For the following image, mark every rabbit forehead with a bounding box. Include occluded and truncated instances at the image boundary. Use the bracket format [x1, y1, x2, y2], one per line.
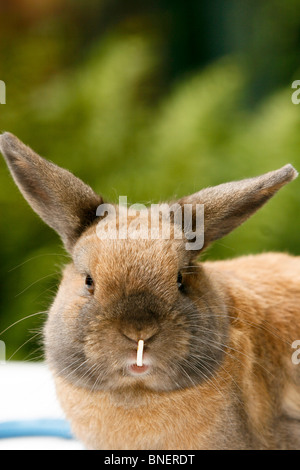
[73, 227, 189, 276]
[95, 205, 184, 241]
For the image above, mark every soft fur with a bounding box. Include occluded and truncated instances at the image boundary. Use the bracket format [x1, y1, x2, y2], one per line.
[1, 132, 300, 450]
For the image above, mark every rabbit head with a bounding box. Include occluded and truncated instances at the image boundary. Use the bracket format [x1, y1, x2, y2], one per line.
[0, 132, 297, 396]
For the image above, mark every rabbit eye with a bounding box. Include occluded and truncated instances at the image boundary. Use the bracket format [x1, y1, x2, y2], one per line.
[177, 272, 183, 291]
[85, 275, 94, 294]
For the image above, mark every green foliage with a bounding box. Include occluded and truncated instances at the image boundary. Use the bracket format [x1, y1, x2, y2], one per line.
[0, 1, 300, 360]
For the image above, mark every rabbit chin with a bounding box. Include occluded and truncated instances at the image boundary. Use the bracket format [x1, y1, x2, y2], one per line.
[51, 358, 198, 399]
[53, 354, 187, 394]
[85, 367, 187, 395]
[101, 371, 179, 395]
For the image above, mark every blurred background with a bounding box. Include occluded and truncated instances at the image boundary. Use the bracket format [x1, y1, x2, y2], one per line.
[0, 0, 300, 361]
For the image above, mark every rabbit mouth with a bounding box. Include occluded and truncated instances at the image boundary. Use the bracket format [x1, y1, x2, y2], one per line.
[125, 354, 152, 377]
[128, 363, 150, 375]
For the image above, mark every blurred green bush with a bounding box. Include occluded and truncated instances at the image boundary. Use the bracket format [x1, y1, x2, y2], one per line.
[0, 0, 300, 360]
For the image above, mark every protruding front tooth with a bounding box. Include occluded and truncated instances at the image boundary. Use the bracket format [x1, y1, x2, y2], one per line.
[136, 340, 144, 367]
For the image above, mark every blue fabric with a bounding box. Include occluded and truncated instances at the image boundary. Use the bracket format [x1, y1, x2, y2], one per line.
[0, 419, 73, 440]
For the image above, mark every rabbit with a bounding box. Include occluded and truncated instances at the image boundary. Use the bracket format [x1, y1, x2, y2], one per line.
[1, 131, 300, 450]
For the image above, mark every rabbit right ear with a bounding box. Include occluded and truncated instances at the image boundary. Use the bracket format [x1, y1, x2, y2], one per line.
[178, 164, 298, 252]
[0, 133, 103, 252]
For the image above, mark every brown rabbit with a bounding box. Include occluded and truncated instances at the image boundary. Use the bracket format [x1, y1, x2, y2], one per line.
[1, 131, 300, 450]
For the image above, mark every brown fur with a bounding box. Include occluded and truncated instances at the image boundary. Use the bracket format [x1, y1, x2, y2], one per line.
[1, 132, 300, 449]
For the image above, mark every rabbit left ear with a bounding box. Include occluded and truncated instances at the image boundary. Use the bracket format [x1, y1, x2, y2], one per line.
[178, 165, 298, 251]
[0, 132, 103, 252]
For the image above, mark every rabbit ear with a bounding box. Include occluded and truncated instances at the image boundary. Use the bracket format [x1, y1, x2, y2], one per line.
[178, 165, 298, 251]
[0, 132, 103, 252]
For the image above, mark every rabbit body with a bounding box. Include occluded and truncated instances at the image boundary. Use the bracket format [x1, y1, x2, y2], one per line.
[49, 252, 300, 450]
[1, 132, 300, 450]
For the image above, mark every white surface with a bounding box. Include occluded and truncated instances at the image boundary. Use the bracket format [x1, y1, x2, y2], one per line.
[0, 362, 84, 450]
[0, 436, 84, 450]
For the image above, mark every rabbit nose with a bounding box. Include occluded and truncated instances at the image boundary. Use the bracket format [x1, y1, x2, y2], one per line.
[121, 326, 158, 344]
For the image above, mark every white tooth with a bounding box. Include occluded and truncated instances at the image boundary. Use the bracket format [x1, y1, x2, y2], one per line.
[136, 340, 144, 367]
